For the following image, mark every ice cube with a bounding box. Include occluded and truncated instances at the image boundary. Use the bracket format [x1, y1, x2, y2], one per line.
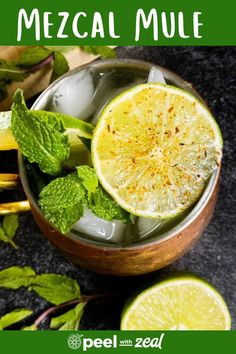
[48, 69, 96, 119]
[148, 67, 166, 84]
[91, 73, 145, 125]
[73, 209, 127, 243]
[136, 217, 163, 238]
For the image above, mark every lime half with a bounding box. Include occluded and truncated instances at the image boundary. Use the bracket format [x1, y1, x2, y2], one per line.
[92, 83, 222, 219]
[121, 275, 231, 330]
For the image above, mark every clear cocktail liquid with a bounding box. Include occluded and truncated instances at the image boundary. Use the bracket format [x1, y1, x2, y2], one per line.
[45, 65, 190, 245]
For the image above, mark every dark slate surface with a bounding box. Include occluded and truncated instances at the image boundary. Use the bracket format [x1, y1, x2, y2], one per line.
[0, 46, 235, 330]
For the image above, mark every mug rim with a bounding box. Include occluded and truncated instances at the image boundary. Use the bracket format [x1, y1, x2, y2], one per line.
[18, 58, 221, 251]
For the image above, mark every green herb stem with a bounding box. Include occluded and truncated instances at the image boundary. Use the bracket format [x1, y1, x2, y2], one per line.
[8, 239, 18, 249]
[25, 54, 54, 73]
[33, 293, 117, 328]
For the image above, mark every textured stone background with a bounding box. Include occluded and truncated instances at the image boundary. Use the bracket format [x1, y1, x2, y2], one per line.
[0, 46, 235, 329]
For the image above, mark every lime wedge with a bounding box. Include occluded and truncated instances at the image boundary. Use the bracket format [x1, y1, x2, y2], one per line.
[121, 275, 231, 330]
[92, 83, 223, 219]
[0, 111, 18, 150]
[64, 131, 92, 169]
[30, 110, 94, 139]
[0, 109, 94, 151]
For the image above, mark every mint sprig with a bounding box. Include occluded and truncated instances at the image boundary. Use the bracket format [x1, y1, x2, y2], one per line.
[11, 90, 70, 176]
[77, 166, 131, 223]
[16, 47, 54, 67]
[11, 90, 130, 232]
[38, 166, 131, 234]
[0, 266, 115, 330]
[0, 46, 116, 102]
[0, 266, 80, 305]
[0, 47, 68, 101]
[11, 90, 94, 175]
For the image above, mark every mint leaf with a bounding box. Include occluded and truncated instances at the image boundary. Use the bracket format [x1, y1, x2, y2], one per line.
[0, 61, 28, 81]
[39, 173, 85, 233]
[0, 227, 8, 241]
[77, 165, 98, 197]
[50, 302, 86, 330]
[81, 46, 116, 59]
[39, 167, 131, 233]
[88, 186, 131, 223]
[0, 214, 19, 248]
[42, 203, 83, 235]
[0, 225, 17, 249]
[51, 51, 69, 82]
[25, 162, 47, 196]
[38, 110, 94, 139]
[29, 274, 81, 305]
[17, 47, 52, 67]
[0, 266, 36, 289]
[77, 165, 131, 223]
[11, 89, 70, 176]
[3, 213, 19, 239]
[0, 309, 32, 329]
[22, 324, 37, 330]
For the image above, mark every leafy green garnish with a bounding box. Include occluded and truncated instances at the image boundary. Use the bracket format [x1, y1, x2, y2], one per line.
[0, 60, 28, 81]
[22, 324, 37, 331]
[38, 166, 131, 234]
[0, 47, 70, 102]
[0, 266, 80, 306]
[0, 46, 114, 102]
[0, 214, 19, 249]
[29, 274, 81, 305]
[77, 165, 98, 197]
[88, 187, 131, 223]
[77, 166, 131, 223]
[11, 90, 94, 175]
[0, 266, 36, 289]
[2, 214, 19, 239]
[16, 47, 53, 67]
[81, 46, 116, 59]
[51, 51, 69, 82]
[50, 302, 86, 330]
[39, 173, 85, 233]
[0, 309, 33, 330]
[0, 227, 14, 248]
[0, 266, 109, 331]
[11, 89, 70, 176]
[44, 111, 94, 139]
[0, 59, 28, 100]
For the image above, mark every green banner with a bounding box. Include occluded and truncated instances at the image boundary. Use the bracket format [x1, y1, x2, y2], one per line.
[0, 0, 235, 45]
[0, 330, 236, 353]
